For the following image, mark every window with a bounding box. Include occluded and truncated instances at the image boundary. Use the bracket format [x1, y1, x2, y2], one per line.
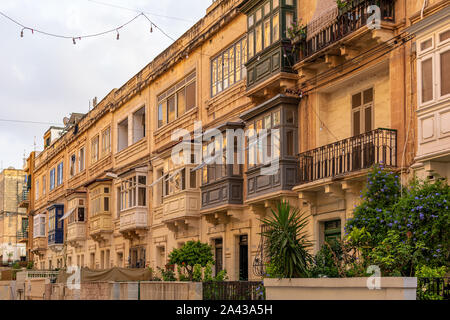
[102, 127, 111, 155]
[57, 162, 64, 186]
[247, 110, 282, 168]
[33, 214, 46, 238]
[90, 185, 111, 217]
[35, 180, 39, 200]
[118, 118, 129, 152]
[246, 0, 289, 60]
[119, 175, 147, 211]
[48, 208, 56, 232]
[417, 28, 450, 106]
[91, 136, 99, 163]
[79, 147, 85, 172]
[68, 199, 85, 224]
[132, 107, 146, 143]
[70, 154, 76, 177]
[211, 38, 248, 97]
[42, 176, 46, 195]
[157, 72, 196, 128]
[352, 88, 373, 135]
[50, 168, 55, 191]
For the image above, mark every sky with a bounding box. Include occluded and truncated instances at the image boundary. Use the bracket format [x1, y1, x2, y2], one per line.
[0, 0, 211, 170]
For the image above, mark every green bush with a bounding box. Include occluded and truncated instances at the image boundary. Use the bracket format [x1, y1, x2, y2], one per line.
[261, 201, 313, 278]
[345, 165, 450, 276]
[168, 241, 214, 281]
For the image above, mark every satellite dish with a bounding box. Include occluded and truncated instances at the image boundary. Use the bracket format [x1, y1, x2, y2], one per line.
[63, 117, 70, 126]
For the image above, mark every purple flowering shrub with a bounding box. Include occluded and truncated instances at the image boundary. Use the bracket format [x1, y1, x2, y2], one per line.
[345, 165, 450, 276]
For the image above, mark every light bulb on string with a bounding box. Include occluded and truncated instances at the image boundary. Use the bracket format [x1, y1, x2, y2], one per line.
[20, 28, 24, 38]
[150, 24, 153, 33]
[73, 38, 76, 45]
[116, 30, 120, 40]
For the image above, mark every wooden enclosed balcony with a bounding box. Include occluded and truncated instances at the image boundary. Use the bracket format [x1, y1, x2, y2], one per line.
[297, 128, 397, 184]
[119, 207, 148, 239]
[89, 213, 113, 241]
[67, 222, 86, 247]
[32, 237, 47, 253]
[162, 190, 201, 224]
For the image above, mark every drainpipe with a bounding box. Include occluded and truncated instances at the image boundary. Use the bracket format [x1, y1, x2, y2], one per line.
[138, 281, 141, 300]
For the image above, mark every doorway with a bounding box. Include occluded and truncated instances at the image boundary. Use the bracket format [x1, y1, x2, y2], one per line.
[239, 235, 248, 281]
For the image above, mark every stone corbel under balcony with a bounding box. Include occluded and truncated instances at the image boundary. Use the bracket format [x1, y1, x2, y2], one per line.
[119, 207, 148, 241]
[201, 204, 244, 225]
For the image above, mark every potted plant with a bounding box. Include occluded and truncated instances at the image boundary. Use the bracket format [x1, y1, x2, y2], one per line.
[336, 0, 350, 15]
[287, 20, 307, 45]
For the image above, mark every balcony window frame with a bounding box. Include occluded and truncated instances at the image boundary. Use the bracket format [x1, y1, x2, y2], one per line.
[70, 153, 76, 177]
[246, 108, 283, 169]
[119, 174, 147, 212]
[417, 26, 450, 108]
[33, 214, 46, 238]
[57, 162, 64, 187]
[132, 106, 146, 144]
[211, 37, 248, 97]
[101, 127, 111, 156]
[68, 198, 86, 225]
[157, 72, 196, 129]
[78, 147, 85, 172]
[246, 0, 289, 60]
[91, 135, 100, 164]
[49, 168, 55, 191]
[351, 87, 374, 136]
[90, 184, 111, 217]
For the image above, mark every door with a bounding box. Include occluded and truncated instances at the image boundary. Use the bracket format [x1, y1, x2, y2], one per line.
[239, 235, 248, 281]
[214, 239, 223, 276]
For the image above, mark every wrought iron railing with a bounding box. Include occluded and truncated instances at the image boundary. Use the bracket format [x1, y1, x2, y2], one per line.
[417, 278, 450, 300]
[253, 225, 271, 277]
[300, 0, 395, 59]
[203, 281, 265, 300]
[17, 231, 28, 241]
[19, 189, 29, 203]
[298, 128, 397, 184]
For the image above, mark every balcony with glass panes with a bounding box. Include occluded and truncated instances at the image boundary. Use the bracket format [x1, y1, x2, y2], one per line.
[161, 154, 201, 230]
[47, 204, 64, 249]
[89, 183, 114, 242]
[118, 170, 149, 236]
[240, 0, 298, 96]
[200, 122, 245, 212]
[241, 94, 300, 202]
[66, 195, 87, 246]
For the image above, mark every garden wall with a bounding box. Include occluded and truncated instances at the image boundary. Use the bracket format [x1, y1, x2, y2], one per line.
[264, 278, 417, 300]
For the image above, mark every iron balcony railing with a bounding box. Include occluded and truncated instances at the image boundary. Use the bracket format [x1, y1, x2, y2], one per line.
[301, 0, 395, 59]
[298, 128, 397, 184]
[17, 231, 29, 241]
[19, 188, 30, 203]
[417, 278, 450, 300]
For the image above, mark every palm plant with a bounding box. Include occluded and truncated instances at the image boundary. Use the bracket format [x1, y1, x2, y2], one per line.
[261, 201, 313, 278]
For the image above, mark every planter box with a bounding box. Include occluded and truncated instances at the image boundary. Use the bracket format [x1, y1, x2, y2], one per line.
[264, 277, 417, 300]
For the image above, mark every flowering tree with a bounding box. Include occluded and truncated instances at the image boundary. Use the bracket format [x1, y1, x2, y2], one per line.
[345, 165, 450, 276]
[168, 241, 214, 281]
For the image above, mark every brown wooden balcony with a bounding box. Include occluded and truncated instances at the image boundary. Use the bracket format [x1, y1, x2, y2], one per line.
[300, 0, 395, 60]
[162, 190, 201, 224]
[119, 207, 148, 240]
[32, 237, 47, 253]
[67, 222, 86, 247]
[298, 128, 397, 184]
[90, 213, 113, 242]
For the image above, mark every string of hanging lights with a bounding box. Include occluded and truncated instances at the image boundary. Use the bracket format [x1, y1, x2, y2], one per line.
[0, 10, 176, 44]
